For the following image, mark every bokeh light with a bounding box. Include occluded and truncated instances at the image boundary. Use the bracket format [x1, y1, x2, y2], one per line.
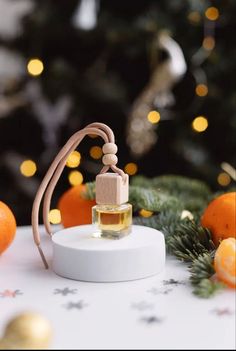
[202, 37, 215, 50]
[20, 160, 37, 177]
[90, 146, 103, 159]
[66, 151, 81, 168]
[205, 7, 219, 21]
[187, 11, 201, 24]
[68, 170, 83, 186]
[48, 209, 61, 224]
[195, 84, 208, 97]
[192, 116, 208, 132]
[147, 111, 161, 124]
[217, 172, 231, 186]
[124, 162, 138, 175]
[139, 209, 153, 218]
[27, 58, 44, 76]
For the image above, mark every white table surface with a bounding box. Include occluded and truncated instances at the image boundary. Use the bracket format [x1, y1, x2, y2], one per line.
[0, 226, 235, 350]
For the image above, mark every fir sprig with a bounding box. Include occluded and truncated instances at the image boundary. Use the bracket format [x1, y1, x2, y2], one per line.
[189, 252, 215, 285]
[192, 278, 225, 298]
[129, 186, 181, 212]
[167, 222, 215, 261]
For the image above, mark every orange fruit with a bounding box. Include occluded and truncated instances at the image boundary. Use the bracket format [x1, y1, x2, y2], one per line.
[0, 201, 17, 254]
[58, 184, 96, 228]
[201, 192, 236, 246]
[214, 238, 236, 288]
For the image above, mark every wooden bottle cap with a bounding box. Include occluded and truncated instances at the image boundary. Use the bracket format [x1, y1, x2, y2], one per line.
[95, 172, 129, 205]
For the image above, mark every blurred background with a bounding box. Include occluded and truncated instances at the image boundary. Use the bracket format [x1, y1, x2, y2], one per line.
[0, 0, 235, 225]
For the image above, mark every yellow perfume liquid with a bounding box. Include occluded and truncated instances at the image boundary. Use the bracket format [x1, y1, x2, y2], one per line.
[92, 203, 132, 239]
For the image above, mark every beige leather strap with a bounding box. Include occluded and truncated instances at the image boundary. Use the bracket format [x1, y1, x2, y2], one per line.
[31, 122, 125, 269]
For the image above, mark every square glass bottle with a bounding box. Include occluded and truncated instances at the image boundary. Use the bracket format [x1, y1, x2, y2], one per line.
[92, 173, 132, 239]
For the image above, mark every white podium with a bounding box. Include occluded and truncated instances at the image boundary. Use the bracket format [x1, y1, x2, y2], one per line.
[52, 224, 165, 282]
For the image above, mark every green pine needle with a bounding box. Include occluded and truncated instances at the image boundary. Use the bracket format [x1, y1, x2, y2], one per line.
[193, 279, 225, 298]
[190, 253, 215, 285]
[129, 186, 181, 212]
[167, 222, 215, 262]
[83, 182, 95, 200]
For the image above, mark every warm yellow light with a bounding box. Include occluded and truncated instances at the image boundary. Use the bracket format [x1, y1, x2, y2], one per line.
[205, 7, 219, 21]
[90, 146, 103, 159]
[195, 84, 208, 97]
[20, 160, 37, 177]
[139, 209, 153, 218]
[192, 116, 208, 132]
[187, 11, 201, 24]
[68, 170, 83, 186]
[48, 209, 61, 224]
[66, 151, 81, 168]
[203, 36, 215, 50]
[124, 162, 138, 176]
[217, 172, 231, 186]
[147, 111, 161, 124]
[27, 58, 44, 76]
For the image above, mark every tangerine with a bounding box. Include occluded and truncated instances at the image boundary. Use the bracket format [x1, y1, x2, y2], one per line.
[201, 192, 236, 246]
[0, 201, 17, 254]
[58, 184, 96, 228]
[214, 238, 236, 288]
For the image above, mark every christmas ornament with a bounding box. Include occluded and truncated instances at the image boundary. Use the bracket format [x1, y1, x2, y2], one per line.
[0, 201, 16, 254]
[58, 184, 96, 228]
[214, 238, 236, 288]
[31, 122, 165, 281]
[201, 192, 236, 246]
[127, 31, 187, 156]
[0, 312, 52, 350]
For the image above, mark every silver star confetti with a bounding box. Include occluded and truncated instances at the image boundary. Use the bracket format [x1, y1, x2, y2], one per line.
[140, 316, 164, 325]
[63, 300, 88, 310]
[54, 288, 78, 296]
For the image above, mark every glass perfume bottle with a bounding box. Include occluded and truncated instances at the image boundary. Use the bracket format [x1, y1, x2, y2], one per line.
[92, 172, 132, 239]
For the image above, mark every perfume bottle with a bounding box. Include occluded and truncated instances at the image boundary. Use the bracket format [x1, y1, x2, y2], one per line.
[92, 172, 132, 239]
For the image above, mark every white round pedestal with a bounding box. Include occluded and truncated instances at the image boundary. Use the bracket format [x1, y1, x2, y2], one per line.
[52, 224, 165, 282]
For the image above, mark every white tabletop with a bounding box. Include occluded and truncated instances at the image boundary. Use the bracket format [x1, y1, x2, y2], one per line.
[0, 226, 235, 350]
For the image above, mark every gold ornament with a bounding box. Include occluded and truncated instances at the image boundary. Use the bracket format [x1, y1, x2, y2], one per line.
[0, 312, 52, 350]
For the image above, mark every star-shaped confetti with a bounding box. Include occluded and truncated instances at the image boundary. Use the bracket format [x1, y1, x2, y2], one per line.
[54, 287, 77, 296]
[140, 316, 164, 325]
[163, 279, 185, 286]
[211, 308, 235, 316]
[131, 301, 154, 311]
[147, 287, 173, 295]
[63, 300, 88, 310]
[0, 290, 23, 298]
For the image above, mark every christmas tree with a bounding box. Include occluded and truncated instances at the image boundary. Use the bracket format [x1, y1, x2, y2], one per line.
[0, 0, 235, 226]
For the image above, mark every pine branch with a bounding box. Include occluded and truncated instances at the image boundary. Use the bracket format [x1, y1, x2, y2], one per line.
[83, 182, 95, 200]
[192, 279, 225, 298]
[189, 253, 225, 298]
[129, 186, 182, 212]
[131, 175, 211, 200]
[190, 252, 215, 285]
[167, 222, 215, 262]
[134, 209, 182, 237]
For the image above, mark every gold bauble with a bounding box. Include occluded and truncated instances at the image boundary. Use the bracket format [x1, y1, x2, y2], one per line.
[1, 312, 52, 350]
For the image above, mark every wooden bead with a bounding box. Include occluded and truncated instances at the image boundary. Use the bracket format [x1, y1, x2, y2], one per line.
[102, 154, 118, 166]
[102, 143, 118, 155]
